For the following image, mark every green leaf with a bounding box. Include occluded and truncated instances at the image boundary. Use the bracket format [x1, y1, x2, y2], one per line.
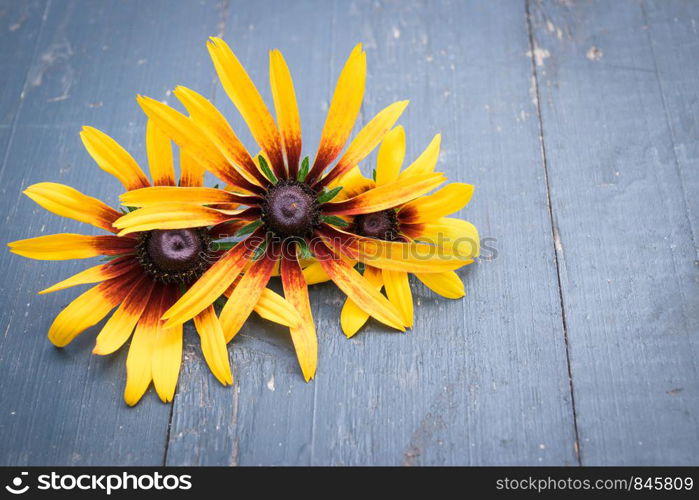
[213, 183, 220, 189]
[372, 168, 377, 181]
[100, 254, 123, 262]
[258, 154, 278, 184]
[295, 238, 312, 260]
[297, 156, 310, 182]
[252, 238, 268, 261]
[316, 185, 343, 204]
[235, 220, 262, 237]
[211, 241, 237, 251]
[321, 215, 349, 228]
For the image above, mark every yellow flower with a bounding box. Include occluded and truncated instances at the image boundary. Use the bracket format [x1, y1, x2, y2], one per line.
[333, 126, 479, 337]
[7, 121, 300, 406]
[115, 38, 473, 381]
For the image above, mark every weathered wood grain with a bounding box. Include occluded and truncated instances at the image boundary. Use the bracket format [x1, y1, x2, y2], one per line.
[529, 0, 699, 465]
[0, 0, 225, 465]
[643, 0, 699, 251]
[167, 0, 577, 466]
[166, 0, 335, 466]
[0, 1, 47, 166]
[1, 0, 696, 466]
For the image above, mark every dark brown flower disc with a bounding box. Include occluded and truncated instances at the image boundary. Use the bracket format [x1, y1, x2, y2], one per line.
[352, 210, 398, 241]
[263, 180, 319, 238]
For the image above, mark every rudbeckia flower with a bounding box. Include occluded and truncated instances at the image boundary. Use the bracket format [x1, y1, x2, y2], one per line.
[114, 38, 473, 381]
[330, 126, 479, 337]
[7, 121, 300, 405]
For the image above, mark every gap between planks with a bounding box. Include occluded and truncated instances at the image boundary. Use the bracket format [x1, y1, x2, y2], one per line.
[524, 0, 582, 466]
[161, 0, 234, 467]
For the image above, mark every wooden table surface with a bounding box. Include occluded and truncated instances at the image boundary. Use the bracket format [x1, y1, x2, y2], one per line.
[0, 0, 697, 466]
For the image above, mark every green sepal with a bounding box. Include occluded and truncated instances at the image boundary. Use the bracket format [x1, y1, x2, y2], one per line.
[258, 154, 278, 184]
[297, 156, 310, 182]
[100, 254, 123, 262]
[211, 241, 237, 251]
[295, 238, 312, 260]
[321, 215, 349, 228]
[235, 220, 262, 237]
[252, 238, 268, 261]
[317, 186, 343, 204]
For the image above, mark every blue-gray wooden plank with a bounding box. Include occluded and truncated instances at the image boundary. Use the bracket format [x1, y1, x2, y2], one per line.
[643, 0, 699, 255]
[0, 0, 226, 465]
[166, 0, 331, 466]
[529, 0, 699, 464]
[0, 1, 47, 168]
[3, 0, 695, 467]
[166, 0, 577, 466]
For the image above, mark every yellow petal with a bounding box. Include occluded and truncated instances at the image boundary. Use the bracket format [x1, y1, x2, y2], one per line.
[340, 266, 383, 338]
[329, 165, 374, 201]
[219, 251, 276, 342]
[315, 242, 405, 331]
[309, 44, 366, 180]
[8, 233, 135, 260]
[146, 119, 176, 186]
[80, 126, 150, 191]
[399, 183, 474, 223]
[320, 227, 472, 273]
[281, 256, 317, 381]
[416, 217, 480, 258]
[113, 203, 234, 236]
[179, 149, 205, 187]
[120, 185, 247, 207]
[174, 86, 267, 186]
[399, 133, 441, 180]
[138, 95, 218, 160]
[269, 49, 302, 174]
[415, 270, 466, 299]
[40, 257, 136, 294]
[317, 100, 409, 188]
[152, 294, 183, 403]
[376, 126, 406, 185]
[124, 293, 160, 406]
[340, 300, 368, 338]
[137, 95, 262, 194]
[162, 241, 254, 327]
[24, 182, 121, 232]
[254, 288, 303, 328]
[193, 305, 233, 385]
[93, 277, 155, 355]
[381, 269, 413, 327]
[207, 37, 285, 177]
[323, 171, 446, 216]
[301, 260, 332, 285]
[48, 274, 136, 347]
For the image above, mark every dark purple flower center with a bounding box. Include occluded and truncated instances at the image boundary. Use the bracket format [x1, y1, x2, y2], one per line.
[137, 229, 211, 284]
[263, 180, 319, 238]
[352, 210, 399, 241]
[147, 229, 202, 271]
